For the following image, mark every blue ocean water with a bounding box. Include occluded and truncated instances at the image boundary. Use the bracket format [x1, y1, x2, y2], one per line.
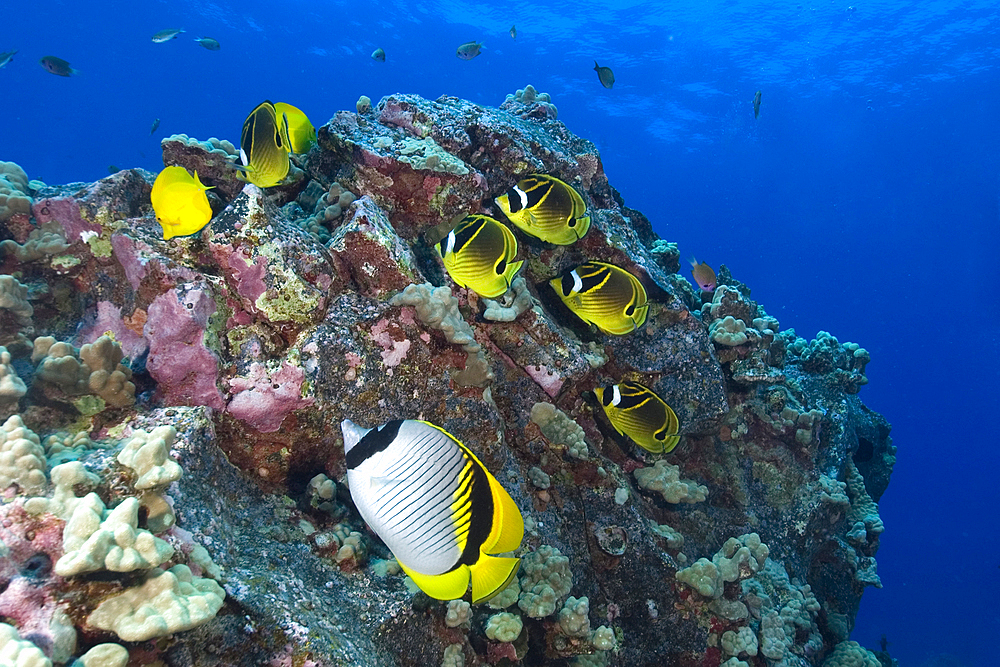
[2, 1, 998, 665]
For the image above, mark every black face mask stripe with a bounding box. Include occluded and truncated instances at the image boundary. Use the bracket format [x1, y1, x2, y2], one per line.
[346, 419, 404, 469]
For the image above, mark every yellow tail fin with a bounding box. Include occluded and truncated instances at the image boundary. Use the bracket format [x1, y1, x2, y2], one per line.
[397, 561, 471, 601]
[470, 555, 520, 604]
[484, 473, 524, 554]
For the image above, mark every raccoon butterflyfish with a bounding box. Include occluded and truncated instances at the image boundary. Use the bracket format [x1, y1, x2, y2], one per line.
[273, 102, 316, 154]
[150, 166, 214, 240]
[549, 261, 648, 335]
[236, 101, 291, 188]
[594, 381, 680, 454]
[594, 61, 615, 89]
[437, 215, 524, 298]
[689, 257, 716, 292]
[494, 174, 590, 245]
[753, 90, 762, 118]
[342, 419, 524, 604]
[372, 47, 386, 62]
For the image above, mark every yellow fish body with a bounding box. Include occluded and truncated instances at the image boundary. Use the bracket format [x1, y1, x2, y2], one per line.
[237, 101, 291, 188]
[437, 215, 523, 298]
[595, 381, 680, 453]
[273, 102, 316, 154]
[549, 261, 648, 335]
[150, 166, 214, 240]
[494, 174, 590, 245]
[342, 419, 524, 604]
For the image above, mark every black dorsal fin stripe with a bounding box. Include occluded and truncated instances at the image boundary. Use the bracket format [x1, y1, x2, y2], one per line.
[456, 451, 494, 566]
[453, 216, 485, 253]
[346, 420, 403, 469]
[524, 178, 552, 209]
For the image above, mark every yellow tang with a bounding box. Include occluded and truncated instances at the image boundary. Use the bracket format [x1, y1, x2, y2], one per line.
[342, 419, 524, 603]
[437, 215, 523, 298]
[549, 261, 648, 335]
[595, 381, 680, 453]
[273, 102, 316, 154]
[494, 174, 590, 245]
[237, 100, 291, 188]
[150, 166, 214, 240]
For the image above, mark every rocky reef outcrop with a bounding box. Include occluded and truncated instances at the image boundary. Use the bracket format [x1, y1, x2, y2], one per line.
[0, 89, 893, 667]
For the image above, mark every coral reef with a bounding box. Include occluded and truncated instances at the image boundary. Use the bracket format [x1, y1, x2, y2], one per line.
[0, 88, 893, 665]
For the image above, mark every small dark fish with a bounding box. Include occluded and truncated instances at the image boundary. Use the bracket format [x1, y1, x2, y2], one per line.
[456, 41, 483, 60]
[0, 50, 17, 70]
[150, 118, 161, 135]
[152, 28, 185, 43]
[372, 47, 385, 62]
[594, 61, 614, 89]
[39, 56, 78, 77]
[753, 90, 762, 118]
[510, 25, 517, 40]
[194, 36, 220, 50]
[108, 165, 120, 174]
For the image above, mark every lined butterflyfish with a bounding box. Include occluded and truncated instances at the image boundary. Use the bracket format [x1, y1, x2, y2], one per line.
[235, 101, 291, 188]
[494, 174, 590, 245]
[273, 102, 316, 154]
[437, 214, 524, 298]
[341, 419, 524, 603]
[150, 166, 214, 240]
[549, 261, 649, 335]
[595, 381, 680, 454]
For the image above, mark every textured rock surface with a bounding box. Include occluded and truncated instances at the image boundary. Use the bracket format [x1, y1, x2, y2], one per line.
[0, 91, 893, 666]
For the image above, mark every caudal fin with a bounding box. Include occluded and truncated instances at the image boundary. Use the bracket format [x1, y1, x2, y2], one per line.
[470, 555, 520, 604]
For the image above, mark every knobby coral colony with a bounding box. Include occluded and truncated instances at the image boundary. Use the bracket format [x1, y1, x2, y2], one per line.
[0, 87, 893, 667]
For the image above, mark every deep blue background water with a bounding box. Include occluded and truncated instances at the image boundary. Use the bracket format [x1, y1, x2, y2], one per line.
[2, 1, 999, 665]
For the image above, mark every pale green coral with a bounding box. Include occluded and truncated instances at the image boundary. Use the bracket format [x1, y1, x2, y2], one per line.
[390, 283, 493, 386]
[0, 415, 46, 496]
[86, 564, 225, 642]
[518, 545, 573, 617]
[634, 460, 707, 504]
[445, 599, 472, 629]
[0, 161, 32, 224]
[821, 640, 881, 667]
[531, 402, 589, 459]
[0, 274, 33, 327]
[483, 275, 534, 322]
[162, 134, 238, 158]
[0, 622, 51, 667]
[709, 315, 748, 346]
[720, 626, 758, 657]
[55, 494, 175, 576]
[557, 596, 591, 637]
[675, 533, 768, 598]
[117, 426, 182, 491]
[441, 644, 464, 667]
[398, 136, 469, 175]
[74, 644, 129, 667]
[0, 347, 25, 419]
[484, 612, 522, 643]
[488, 574, 520, 609]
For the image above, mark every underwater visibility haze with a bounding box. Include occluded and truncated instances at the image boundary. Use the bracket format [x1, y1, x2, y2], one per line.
[1, 0, 998, 666]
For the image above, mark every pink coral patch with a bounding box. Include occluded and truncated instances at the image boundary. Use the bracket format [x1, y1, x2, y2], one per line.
[145, 288, 226, 410]
[525, 364, 564, 398]
[78, 300, 149, 360]
[33, 197, 101, 241]
[228, 361, 315, 433]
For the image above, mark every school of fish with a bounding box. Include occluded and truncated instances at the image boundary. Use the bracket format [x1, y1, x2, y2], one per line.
[16, 20, 736, 604]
